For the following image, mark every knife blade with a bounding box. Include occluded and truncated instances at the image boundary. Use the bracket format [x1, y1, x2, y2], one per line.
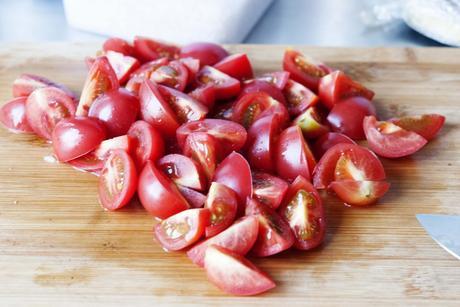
[416, 214, 460, 260]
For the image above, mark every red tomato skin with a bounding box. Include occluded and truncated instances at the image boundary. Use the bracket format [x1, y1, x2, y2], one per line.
[214, 53, 254, 81]
[204, 182, 238, 238]
[283, 79, 319, 117]
[329, 180, 390, 206]
[183, 132, 220, 181]
[158, 85, 208, 124]
[133, 36, 179, 62]
[52, 117, 106, 162]
[204, 245, 276, 296]
[255, 71, 290, 90]
[187, 216, 259, 267]
[98, 149, 137, 211]
[389, 114, 445, 141]
[180, 42, 229, 66]
[188, 85, 216, 109]
[327, 96, 376, 140]
[157, 154, 207, 191]
[125, 58, 170, 96]
[252, 171, 289, 210]
[139, 79, 180, 138]
[177, 185, 207, 208]
[195, 66, 241, 100]
[88, 88, 140, 137]
[312, 132, 356, 159]
[246, 114, 282, 173]
[154, 208, 210, 251]
[239, 80, 286, 106]
[12, 73, 76, 100]
[275, 125, 316, 182]
[138, 161, 190, 219]
[245, 198, 295, 257]
[363, 116, 428, 158]
[150, 60, 189, 92]
[0, 96, 33, 133]
[127, 120, 165, 170]
[26, 87, 77, 140]
[105, 50, 140, 85]
[318, 70, 375, 110]
[103, 37, 134, 56]
[280, 176, 326, 250]
[213, 152, 253, 215]
[179, 57, 200, 82]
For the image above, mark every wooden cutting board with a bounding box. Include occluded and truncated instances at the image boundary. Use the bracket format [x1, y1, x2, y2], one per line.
[0, 43, 459, 306]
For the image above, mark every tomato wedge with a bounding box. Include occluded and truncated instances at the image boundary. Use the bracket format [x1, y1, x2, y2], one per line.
[204, 245, 275, 296]
[154, 208, 210, 251]
[188, 85, 216, 109]
[98, 149, 137, 211]
[138, 161, 190, 219]
[312, 143, 386, 189]
[293, 107, 329, 139]
[127, 120, 165, 170]
[150, 60, 189, 92]
[312, 132, 356, 159]
[283, 79, 319, 116]
[25, 87, 76, 140]
[252, 171, 288, 210]
[0, 97, 33, 133]
[183, 132, 220, 181]
[187, 216, 259, 267]
[180, 42, 229, 66]
[77, 56, 119, 116]
[125, 58, 169, 95]
[12, 73, 76, 100]
[176, 119, 247, 155]
[318, 70, 374, 110]
[363, 116, 428, 158]
[255, 71, 290, 90]
[389, 114, 445, 141]
[102, 37, 134, 56]
[279, 176, 326, 250]
[177, 185, 207, 208]
[214, 53, 254, 81]
[133, 36, 179, 62]
[283, 49, 329, 92]
[275, 125, 316, 182]
[105, 50, 140, 85]
[329, 180, 390, 206]
[158, 85, 208, 123]
[195, 66, 241, 100]
[204, 182, 238, 238]
[179, 57, 200, 82]
[231, 92, 289, 129]
[245, 198, 295, 257]
[139, 79, 180, 138]
[213, 152, 253, 214]
[158, 154, 207, 191]
[239, 80, 286, 106]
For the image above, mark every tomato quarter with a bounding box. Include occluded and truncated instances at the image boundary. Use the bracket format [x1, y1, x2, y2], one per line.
[0, 96, 33, 133]
[252, 171, 288, 210]
[180, 42, 229, 66]
[204, 182, 238, 237]
[158, 154, 207, 191]
[389, 114, 445, 141]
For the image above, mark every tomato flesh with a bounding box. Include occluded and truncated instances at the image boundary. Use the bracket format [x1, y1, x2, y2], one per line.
[102, 37, 134, 56]
[154, 208, 210, 251]
[196, 66, 241, 100]
[255, 71, 290, 90]
[158, 154, 207, 191]
[180, 42, 229, 66]
[283, 79, 319, 116]
[240, 80, 286, 106]
[252, 171, 288, 210]
[125, 58, 169, 95]
[188, 85, 216, 109]
[177, 185, 207, 208]
[389, 114, 445, 141]
[0, 97, 33, 133]
[204, 182, 238, 237]
[12, 73, 76, 100]
[214, 53, 254, 81]
[127, 120, 165, 170]
[329, 180, 390, 206]
[133, 36, 179, 62]
[105, 50, 140, 85]
[158, 85, 208, 124]
[183, 132, 220, 182]
[150, 60, 189, 92]
[293, 106, 329, 139]
[312, 132, 356, 159]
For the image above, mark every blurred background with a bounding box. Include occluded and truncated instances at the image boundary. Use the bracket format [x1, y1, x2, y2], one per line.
[0, 0, 459, 46]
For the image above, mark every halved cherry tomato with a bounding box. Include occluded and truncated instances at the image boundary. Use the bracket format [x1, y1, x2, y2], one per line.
[363, 116, 427, 158]
[231, 92, 289, 129]
[283, 79, 319, 117]
[127, 120, 165, 170]
[158, 85, 208, 123]
[312, 143, 385, 189]
[154, 208, 210, 251]
[239, 80, 286, 105]
[98, 149, 137, 210]
[275, 125, 316, 182]
[255, 71, 290, 90]
[12, 73, 76, 100]
[312, 132, 356, 159]
[150, 60, 189, 92]
[293, 106, 329, 139]
[252, 171, 288, 210]
[102, 37, 134, 56]
[204, 182, 238, 237]
[195, 66, 241, 100]
[26, 86, 76, 140]
[125, 58, 169, 95]
[318, 70, 374, 110]
[77, 56, 119, 116]
[52, 117, 106, 162]
[157, 154, 207, 191]
[327, 96, 376, 140]
[213, 152, 253, 214]
[329, 180, 390, 206]
[210, 101, 234, 120]
[283, 49, 329, 92]
[177, 185, 207, 208]
[188, 85, 216, 109]
[133, 36, 179, 62]
[246, 114, 283, 172]
[138, 161, 189, 219]
[204, 245, 275, 296]
[187, 215, 259, 267]
[88, 88, 140, 137]
[279, 176, 326, 250]
[176, 119, 247, 155]
[245, 198, 294, 257]
[183, 132, 220, 181]
[180, 42, 229, 66]
[139, 79, 180, 138]
[389, 114, 445, 141]
[0, 97, 33, 133]
[214, 53, 253, 81]
[179, 57, 200, 83]
[105, 50, 140, 85]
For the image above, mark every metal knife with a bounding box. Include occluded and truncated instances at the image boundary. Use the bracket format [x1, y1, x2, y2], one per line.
[416, 214, 460, 260]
